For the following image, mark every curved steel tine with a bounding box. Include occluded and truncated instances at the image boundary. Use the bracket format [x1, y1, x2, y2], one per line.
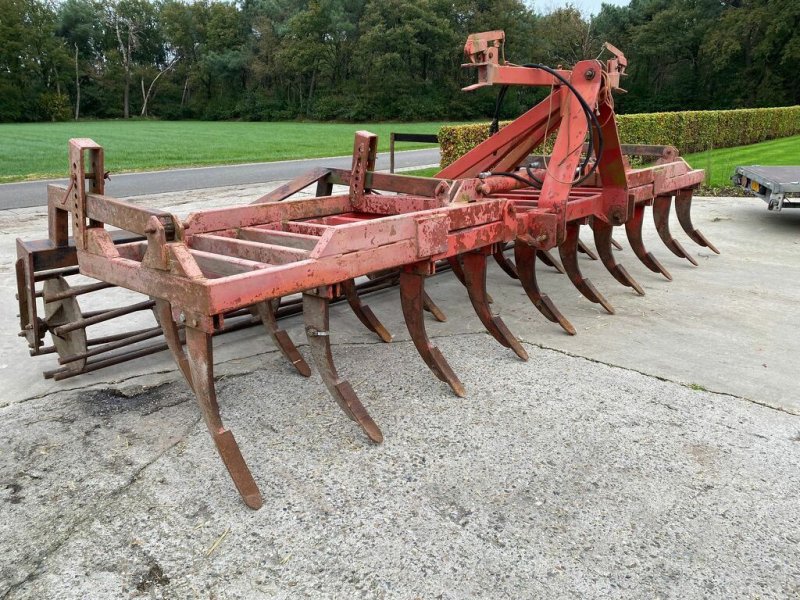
[611, 237, 623, 251]
[340, 279, 392, 342]
[560, 222, 615, 314]
[448, 256, 493, 303]
[577, 238, 599, 261]
[675, 191, 720, 254]
[592, 219, 645, 296]
[625, 204, 673, 281]
[493, 243, 519, 279]
[303, 292, 383, 443]
[461, 251, 528, 360]
[448, 256, 467, 285]
[399, 270, 466, 397]
[514, 242, 576, 335]
[536, 248, 566, 274]
[255, 300, 312, 376]
[153, 298, 194, 391]
[423, 291, 447, 322]
[185, 326, 263, 510]
[653, 196, 698, 266]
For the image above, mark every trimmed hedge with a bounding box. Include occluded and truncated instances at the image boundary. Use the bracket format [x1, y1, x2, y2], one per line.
[438, 105, 800, 168]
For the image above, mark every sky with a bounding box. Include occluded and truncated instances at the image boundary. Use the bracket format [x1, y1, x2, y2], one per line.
[538, 0, 631, 17]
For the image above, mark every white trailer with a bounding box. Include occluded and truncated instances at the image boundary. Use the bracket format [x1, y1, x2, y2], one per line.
[733, 165, 800, 211]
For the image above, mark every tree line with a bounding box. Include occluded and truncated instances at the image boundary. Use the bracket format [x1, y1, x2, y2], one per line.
[1, 0, 798, 123]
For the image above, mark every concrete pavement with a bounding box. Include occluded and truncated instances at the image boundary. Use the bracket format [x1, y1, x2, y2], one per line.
[0, 185, 798, 598]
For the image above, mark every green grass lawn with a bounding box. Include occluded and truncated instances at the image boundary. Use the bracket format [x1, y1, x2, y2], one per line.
[0, 120, 456, 183]
[684, 135, 800, 188]
[401, 166, 440, 177]
[3, 120, 796, 187]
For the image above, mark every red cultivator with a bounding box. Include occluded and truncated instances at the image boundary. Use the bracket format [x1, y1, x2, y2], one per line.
[15, 31, 717, 509]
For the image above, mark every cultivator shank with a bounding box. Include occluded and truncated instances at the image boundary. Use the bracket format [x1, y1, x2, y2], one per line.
[14, 32, 718, 508]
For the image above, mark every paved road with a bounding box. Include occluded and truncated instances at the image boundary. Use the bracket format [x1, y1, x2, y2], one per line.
[0, 147, 440, 210]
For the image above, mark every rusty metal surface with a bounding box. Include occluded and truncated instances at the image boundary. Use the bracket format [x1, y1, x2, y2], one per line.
[13, 30, 721, 509]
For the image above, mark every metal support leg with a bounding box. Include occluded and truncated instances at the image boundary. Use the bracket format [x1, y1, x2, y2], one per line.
[255, 300, 312, 376]
[514, 242, 576, 335]
[653, 195, 698, 266]
[303, 291, 383, 443]
[537, 248, 566, 274]
[399, 270, 466, 397]
[422, 291, 447, 322]
[461, 250, 528, 360]
[592, 219, 645, 296]
[341, 279, 392, 342]
[560, 222, 615, 314]
[185, 326, 263, 510]
[675, 190, 719, 254]
[625, 204, 672, 281]
[492, 242, 519, 279]
[154, 299, 193, 390]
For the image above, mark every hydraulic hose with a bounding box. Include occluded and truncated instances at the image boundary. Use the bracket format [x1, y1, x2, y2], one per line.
[485, 62, 605, 188]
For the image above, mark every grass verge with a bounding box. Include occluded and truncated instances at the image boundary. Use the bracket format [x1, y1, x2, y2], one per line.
[4, 120, 796, 194]
[399, 166, 440, 177]
[0, 120, 458, 183]
[685, 134, 800, 189]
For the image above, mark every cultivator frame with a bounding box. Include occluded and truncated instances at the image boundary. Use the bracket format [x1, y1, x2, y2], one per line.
[15, 31, 718, 509]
